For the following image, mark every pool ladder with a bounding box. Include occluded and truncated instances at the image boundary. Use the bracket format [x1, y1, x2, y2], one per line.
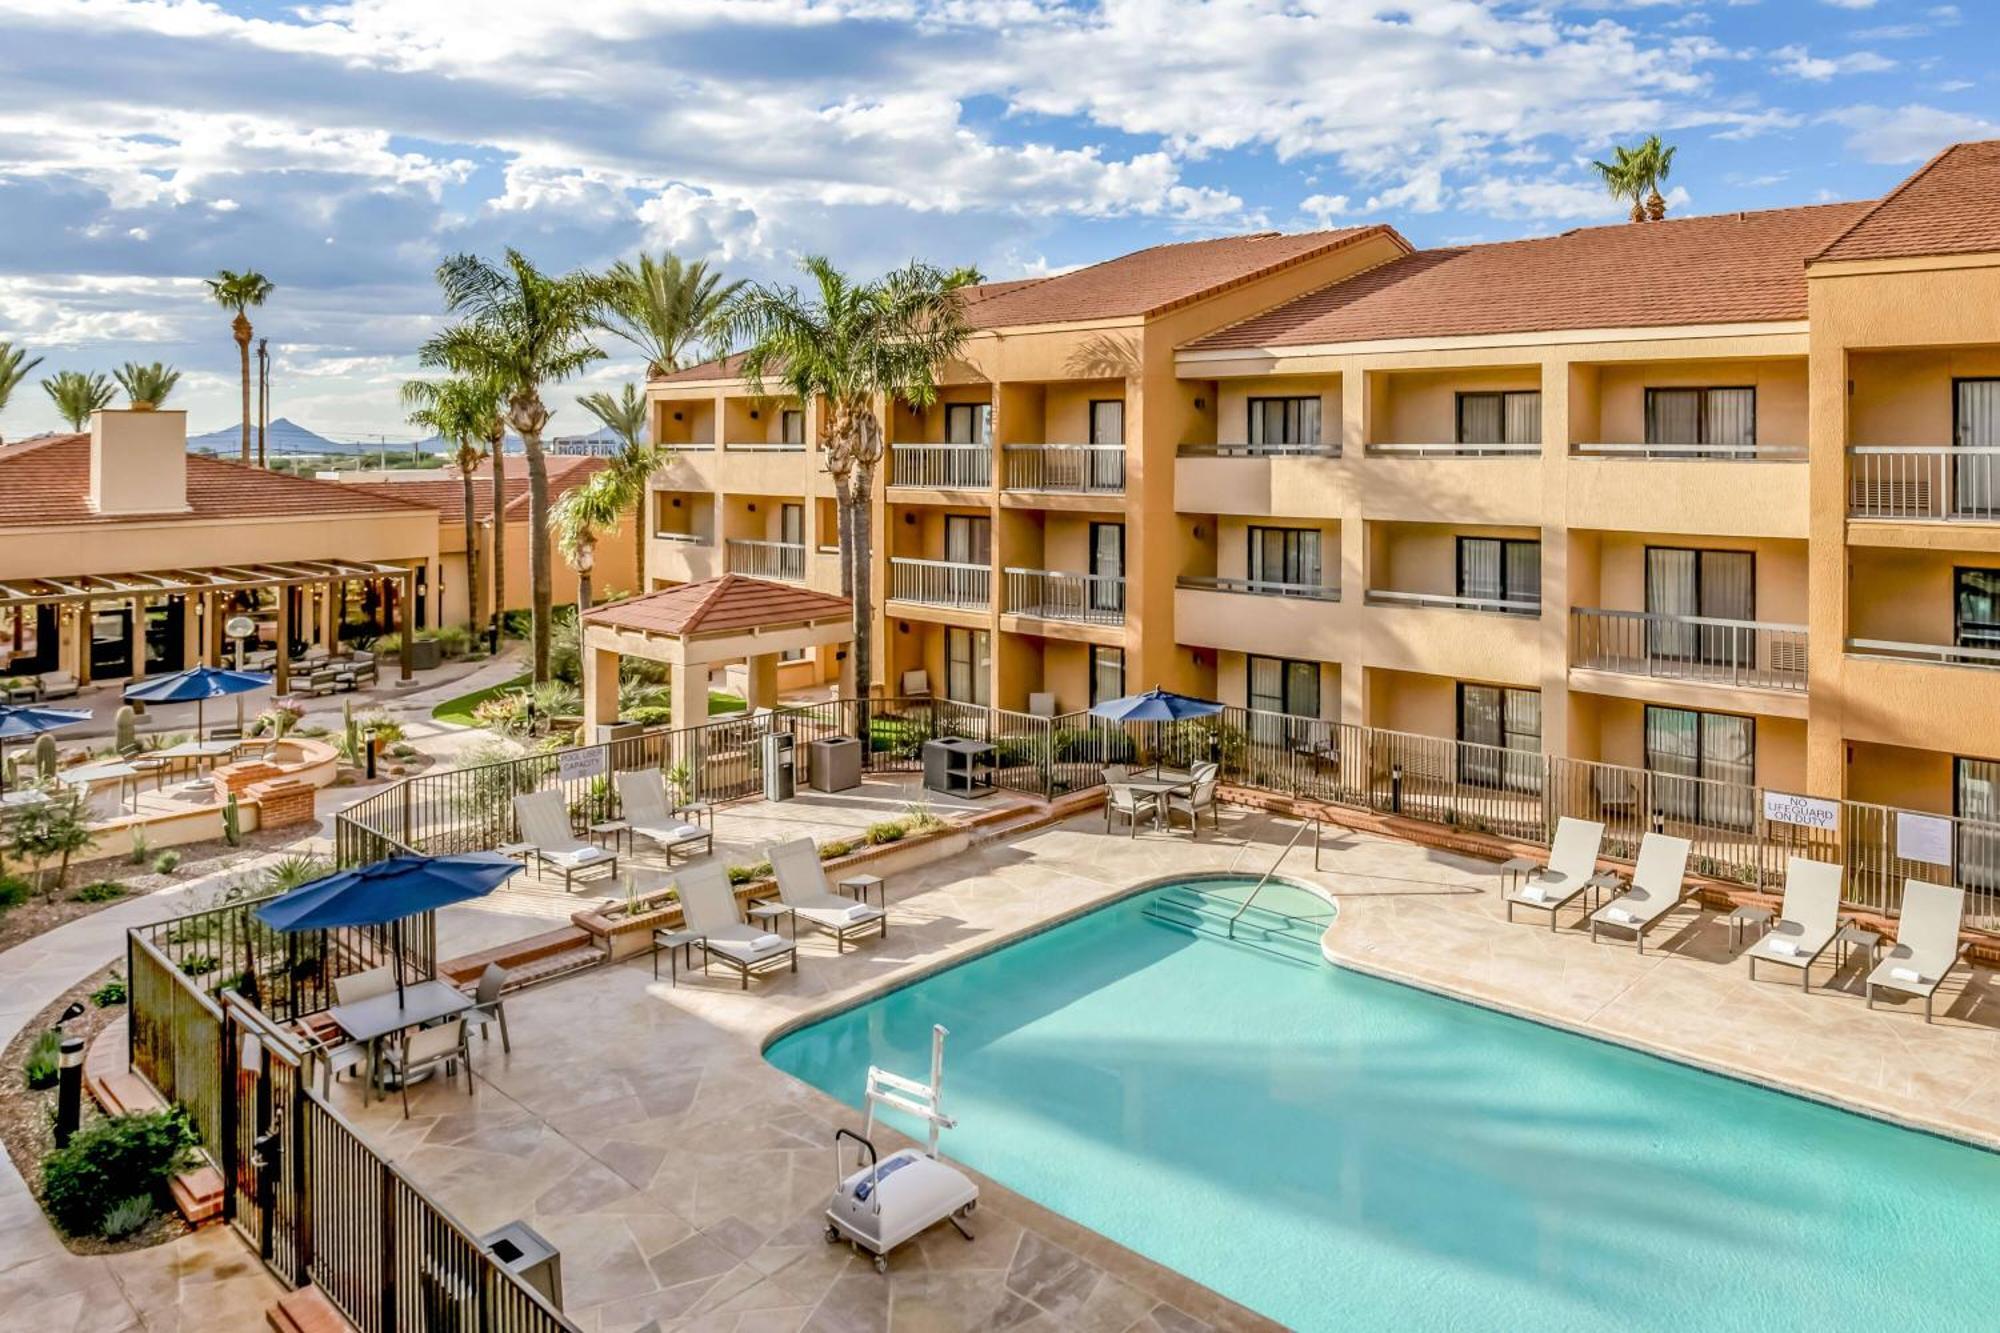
[1140, 818, 1327, 967]
[1228, 817, 1320, 942]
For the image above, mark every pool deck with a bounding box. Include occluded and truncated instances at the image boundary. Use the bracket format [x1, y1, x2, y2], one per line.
[331, 804, 2000, 1333]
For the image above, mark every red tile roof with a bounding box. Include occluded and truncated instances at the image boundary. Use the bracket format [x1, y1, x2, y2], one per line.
[1188, 203, 1872, 350]
[0, 434, 440, 528]
[343, 455, 607, 525]
[1813, 140, 2000, 265]
[584, 574, 850, 638]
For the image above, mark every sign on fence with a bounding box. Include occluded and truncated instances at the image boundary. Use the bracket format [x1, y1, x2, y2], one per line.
[1762, 790, 1840, 831]
[1896, 811, 1955, 867]
[558, 746, 607, 784]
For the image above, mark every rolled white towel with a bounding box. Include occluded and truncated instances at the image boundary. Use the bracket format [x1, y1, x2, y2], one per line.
[1766, 937, 1799, 957]
[751, 933, 784, 951]
[1890, 966, 1923, 985]
[1517, 884, 1547, 904]
[836, 903, 877, 924]
[1602, 906, 1635, 925]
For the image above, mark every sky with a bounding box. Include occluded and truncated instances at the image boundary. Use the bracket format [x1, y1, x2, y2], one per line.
[0, 0, 1992, 442]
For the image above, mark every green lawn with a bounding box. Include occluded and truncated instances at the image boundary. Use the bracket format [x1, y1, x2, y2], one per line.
[430, 674, 748, 727]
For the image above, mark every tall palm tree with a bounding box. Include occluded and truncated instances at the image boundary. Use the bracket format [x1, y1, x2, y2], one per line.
[204, 270, 274, 463]
[113, 361, 181, 410]
[42, 370, 116, 431]
[1590, 144, 1646, 223]
[403, 375, 504, 636]
[595, 253, 744, 376]
[421, 250, 605, 683]
[550, 469, 629, 618]
[577, 383, 670, 593]
[0, 341, 42, 446]
[727, 257, 975, 703]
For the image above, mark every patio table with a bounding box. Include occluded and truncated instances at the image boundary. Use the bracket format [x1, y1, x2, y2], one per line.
[60, 759, 144, 810]
[154, 739, 241, 786]
[327, 979, 474, 1105]
[1123, 773, 1197, 832]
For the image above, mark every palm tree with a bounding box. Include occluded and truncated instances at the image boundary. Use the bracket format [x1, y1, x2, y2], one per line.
[1590, 144, 1646, 223]
[1633, 134, 1677, 221]
[421, 250, 605, 683]
[0, 341, 42, 446]
[550, 469, 629, 618]
[41, 371, 115, 431]
[403, 375, 504, 635]
[204, 270, 274, 463]
[727, 257, 975, 703]
[595, 254, 744, 377]
[113, 361, 181, 410]
[577, 383, 670, 593]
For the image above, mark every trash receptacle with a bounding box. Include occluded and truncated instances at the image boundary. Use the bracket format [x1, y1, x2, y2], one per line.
[594, 721, 642, 744]
[481, 1220, 563, 1311]
[808, 736, 862, 792]
[762, 731, 796, 801]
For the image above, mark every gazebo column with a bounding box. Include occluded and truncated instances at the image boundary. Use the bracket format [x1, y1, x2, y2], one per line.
[582, 642, 621, 733]
[319, 581, 338, 652]
[273, 589, 291, 695]
[399, 569, 416, 682]
[74, 601, 91, 687]
[745, 652, 780, 711]
[670, 660, 712, 732]
[127, 596, 146, 678]
[180, 595, 200, 670]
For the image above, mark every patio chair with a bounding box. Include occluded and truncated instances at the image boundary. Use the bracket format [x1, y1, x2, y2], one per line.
[671, 860, 796, 989]
[511, 789, 618, 890]
[36, 670, 79, 700]
[1106, 783, 1158, 837]
[1591, 768, 1638, 819]
[460, 963, 511, 1052]
[901, 670, 932, 699]
[382, 1017, 472, 1118]
[1588, 833, 1694, 953]
[1102, 764, 1133, 784]
[767, 835, 888, 953]
[1163, 762, 1221, 836]
[332, 965, 396, 1006]
[614, 769, 714, 863]
[1505, 817, 1607, 930]
[1867, 880, 1970, 1022]
[1745, 858, 1847, 992]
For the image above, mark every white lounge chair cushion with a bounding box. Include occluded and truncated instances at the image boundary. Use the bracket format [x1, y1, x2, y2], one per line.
[703, 923, 790, 964]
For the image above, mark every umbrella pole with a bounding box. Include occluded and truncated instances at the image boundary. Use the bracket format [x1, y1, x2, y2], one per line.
[196, 697, 204, 743]
[394, 917, 406, 1006]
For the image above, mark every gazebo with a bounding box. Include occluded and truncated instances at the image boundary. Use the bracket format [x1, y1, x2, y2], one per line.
[580, 575, 855, 732]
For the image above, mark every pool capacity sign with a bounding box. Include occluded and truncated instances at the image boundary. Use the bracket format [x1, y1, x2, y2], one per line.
[1761, 791, 1840, 832]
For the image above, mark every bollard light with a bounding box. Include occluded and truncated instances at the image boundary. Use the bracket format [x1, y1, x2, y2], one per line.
[55, 1035, 85, 1148]
[1391, 762, 1404, 815]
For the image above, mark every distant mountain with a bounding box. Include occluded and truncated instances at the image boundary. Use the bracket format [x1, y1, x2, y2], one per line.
[187, 418, 440, 456]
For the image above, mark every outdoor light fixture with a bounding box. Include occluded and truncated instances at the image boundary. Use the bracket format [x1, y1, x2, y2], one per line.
[749, 409, 760, 419]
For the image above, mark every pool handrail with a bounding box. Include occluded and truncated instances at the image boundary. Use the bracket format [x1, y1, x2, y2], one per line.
[1229, 817, 1321, 942]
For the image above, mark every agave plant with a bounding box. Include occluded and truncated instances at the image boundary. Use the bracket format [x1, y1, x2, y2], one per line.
[113, 361, 182, 410]
[41, 370, 116, 431]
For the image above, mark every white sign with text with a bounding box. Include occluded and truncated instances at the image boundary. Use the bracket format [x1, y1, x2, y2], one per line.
[1896, 811, 1955, 867]
[1761, 791, 1840, 831]
[558, 746, 607, 784]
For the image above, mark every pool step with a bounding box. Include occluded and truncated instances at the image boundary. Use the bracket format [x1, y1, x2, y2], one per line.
[1141, 889, 1326, 967]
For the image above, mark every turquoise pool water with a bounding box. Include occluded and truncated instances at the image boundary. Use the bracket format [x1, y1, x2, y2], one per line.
[766, 877, 2000, 1332]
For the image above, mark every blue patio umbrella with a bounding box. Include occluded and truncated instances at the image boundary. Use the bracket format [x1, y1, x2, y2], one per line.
[255, 852, 520, 1003]
[1088, 687, 1224, 723]
[0, 703, 92, 791]
[123, 665, 272, 740]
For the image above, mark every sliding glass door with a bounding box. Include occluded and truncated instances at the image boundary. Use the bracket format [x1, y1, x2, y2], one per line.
[1645, 547, 1754, 666]
[1644, 706, 1755, 829]
[1457, 684, 1542, 791]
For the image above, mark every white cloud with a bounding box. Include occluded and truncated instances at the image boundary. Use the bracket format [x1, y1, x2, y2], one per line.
[1770, 45, 1895, 81]
[1828, 103, 2000, 163]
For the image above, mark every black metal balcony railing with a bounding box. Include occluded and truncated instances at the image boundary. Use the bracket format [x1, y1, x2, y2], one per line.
[1572, 608, 1809, 692]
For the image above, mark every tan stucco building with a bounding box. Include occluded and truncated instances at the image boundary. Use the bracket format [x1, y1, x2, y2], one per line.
[645, 138, 2000, 825]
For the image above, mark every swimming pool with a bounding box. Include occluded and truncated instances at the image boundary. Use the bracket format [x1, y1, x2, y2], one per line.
[766, 877, 2000, 1331]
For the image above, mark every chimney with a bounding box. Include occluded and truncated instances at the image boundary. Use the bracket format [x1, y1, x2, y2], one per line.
[89, 409, 192, 516]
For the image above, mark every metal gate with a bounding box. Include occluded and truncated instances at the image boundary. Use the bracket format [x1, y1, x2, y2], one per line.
[222, 994, 308, 1286]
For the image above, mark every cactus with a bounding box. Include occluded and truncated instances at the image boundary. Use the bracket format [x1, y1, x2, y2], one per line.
[34, 733, 56, 782]
[115, 705, 137, 753]
[342, 699, 360, 764]
[222, 791, 241, 847]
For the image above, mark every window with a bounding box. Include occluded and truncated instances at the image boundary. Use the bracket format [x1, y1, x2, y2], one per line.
[1646, 547, 1754, 665]
[1455, 391, 1541, 447]
[1456, 537, 1540, 613]
[1644, 387, 1756, 453]
[944, 403, 993, 445]
[1955, 379, 2000, 515]
[1953, 756, 2000, 890]
[945, 628, 990, 706]
[1089, 400, 1124, 445]
[1457, 684, 1542, 791]
[1089, 522, 1125, 614]
[1644, 706, 1755, 829]
[943, 514, 991, 567]
[779, 409, 804, 445]
[1248, 654, 1320, 718]
[779, 503, 804, 548]
[1248, 396, 1321, 448]
[1087, 400, 1126, 489]
[1089, 646, 1125, 707]
[1247, 526, 1322, 590]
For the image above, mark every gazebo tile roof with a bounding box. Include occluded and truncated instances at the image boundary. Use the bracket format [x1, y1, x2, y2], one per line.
[582, 574, 851, 637]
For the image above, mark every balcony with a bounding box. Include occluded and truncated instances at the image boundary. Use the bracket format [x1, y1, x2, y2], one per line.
[1002, 568, 1125, 626]
[1567, 444, 1808, 538]
[1849, 447, 2000, 522]
[1364, 589, 1539, 617]
[1175, 574, 1338, 602]
[1002, 445, 1125, 495]
[889, 444, 991, 490]
[1574, 442, 1806, 461]
[724, 538, 805, 582]
[1177, 441, 1337, 458]
[1364, 442, 1539, 460]
[888, 557, 990, 610]
[1847, 638, 2000, 670]
[1573, 609, 1807, 693]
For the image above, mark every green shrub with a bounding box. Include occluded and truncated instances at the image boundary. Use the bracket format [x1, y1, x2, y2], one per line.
[178, 952, 216, 977]
[91, 972, 126, 1007]
[359, 710, 405, 745]
[0, 873, 29, 912]
[820, 839, 858, 860]
[624, 704, 673, 728]
[153, 850, 180, 875]
[416, 624, 475, 659]
[726, 861, 772, 886]
[23, 1030, 61, 1089]
[40, 1108, 198, 1236]
[264, 854, 331, 894]
[70, 881, 126, 904]
[99, 1194, 154, 1240]
[126, 827, 152, 867]
[902, 798, 945, 833]
[864, 820, 906, 846]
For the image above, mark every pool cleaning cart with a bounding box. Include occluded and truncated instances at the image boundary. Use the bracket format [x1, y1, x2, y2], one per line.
[825, 1024, 978, 1272]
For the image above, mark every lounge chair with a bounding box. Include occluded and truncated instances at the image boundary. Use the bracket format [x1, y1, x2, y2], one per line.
[1588, 833, 1694, 953]
[1867, 880, 1970, 1022]
[767, 835, 888, 953]
[1105, 783, 1157, 836]
[614, 769, 714, 863]
[1506, 817, 1607, 930]
[1745, 858, 1846, 991]
[669, 860, 796, 989]
[511, 790, 618, 890]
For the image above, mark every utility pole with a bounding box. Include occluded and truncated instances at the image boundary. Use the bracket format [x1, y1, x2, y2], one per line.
[255, 337, 270, 468]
